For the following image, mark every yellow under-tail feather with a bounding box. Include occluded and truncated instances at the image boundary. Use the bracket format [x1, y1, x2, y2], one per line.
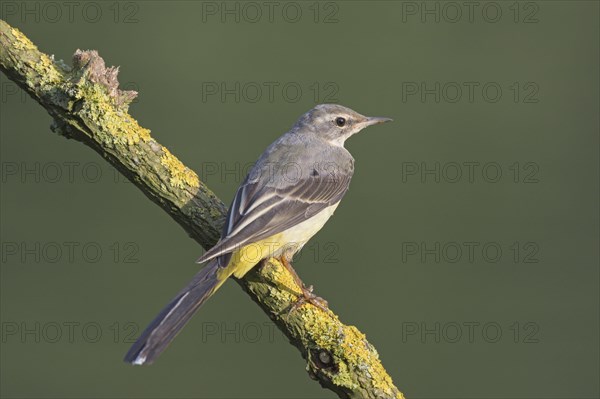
[217, 233, 286, 279]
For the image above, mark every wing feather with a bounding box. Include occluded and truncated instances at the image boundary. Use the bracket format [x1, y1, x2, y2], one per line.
[197, 160, 353, 264]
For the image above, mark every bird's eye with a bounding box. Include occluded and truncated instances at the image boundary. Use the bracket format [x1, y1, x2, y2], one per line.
[335, 117, 346, 127]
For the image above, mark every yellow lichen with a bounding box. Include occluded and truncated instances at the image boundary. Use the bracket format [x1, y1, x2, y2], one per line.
[7, 26, 62, 86]
[75, 82, 151, 146]
[266, 258, 301, 295]
[160, 147, 200, 189]
[342, 326, 397, 395]
[36, 54, 62, 85]
[10, 27, 36, 51]
[294, 285, 399, 397]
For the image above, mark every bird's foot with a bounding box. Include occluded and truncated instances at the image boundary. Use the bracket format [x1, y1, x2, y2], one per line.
[287, 285, 329, 317]
[276, 255, 329, 317]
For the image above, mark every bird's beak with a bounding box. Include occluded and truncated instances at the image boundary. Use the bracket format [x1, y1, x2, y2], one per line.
[364, 116, 393, 126]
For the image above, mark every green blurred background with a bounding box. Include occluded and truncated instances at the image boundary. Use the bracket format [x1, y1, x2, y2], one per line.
[1, 1, 598, 398]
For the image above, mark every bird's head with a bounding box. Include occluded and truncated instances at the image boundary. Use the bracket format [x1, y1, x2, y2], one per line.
[294, 104, 392, 146]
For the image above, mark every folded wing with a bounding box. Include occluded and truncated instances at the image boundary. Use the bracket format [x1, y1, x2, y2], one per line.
[197, 161, 353, 264]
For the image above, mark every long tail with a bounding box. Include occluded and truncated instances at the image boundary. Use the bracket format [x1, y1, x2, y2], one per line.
[124, 260, 227, 365]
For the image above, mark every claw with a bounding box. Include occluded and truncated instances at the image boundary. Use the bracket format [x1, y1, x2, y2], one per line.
[277, 256, 330, 318]
[286, 286, 329, 318]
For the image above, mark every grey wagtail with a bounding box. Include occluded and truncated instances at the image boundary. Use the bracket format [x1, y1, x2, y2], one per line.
[125, 104, 392, 365]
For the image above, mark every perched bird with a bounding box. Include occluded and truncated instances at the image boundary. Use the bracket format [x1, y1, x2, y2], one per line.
[125, 104, 392, 365]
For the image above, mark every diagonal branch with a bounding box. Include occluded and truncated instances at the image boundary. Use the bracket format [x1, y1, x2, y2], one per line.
[0, 19, 404, 399]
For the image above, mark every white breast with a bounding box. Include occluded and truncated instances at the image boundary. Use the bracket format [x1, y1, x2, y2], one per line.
[276, 202, 339, 259]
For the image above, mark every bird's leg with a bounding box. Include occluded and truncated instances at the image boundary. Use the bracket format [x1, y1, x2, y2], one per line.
[277, 256, 329, 314]
[278, 256, 305, 290]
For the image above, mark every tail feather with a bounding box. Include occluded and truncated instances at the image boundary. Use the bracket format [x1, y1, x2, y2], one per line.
[124, 260, 226, 365]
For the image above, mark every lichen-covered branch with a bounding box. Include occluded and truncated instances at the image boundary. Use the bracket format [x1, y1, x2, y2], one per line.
[0, 19, 404, 399]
